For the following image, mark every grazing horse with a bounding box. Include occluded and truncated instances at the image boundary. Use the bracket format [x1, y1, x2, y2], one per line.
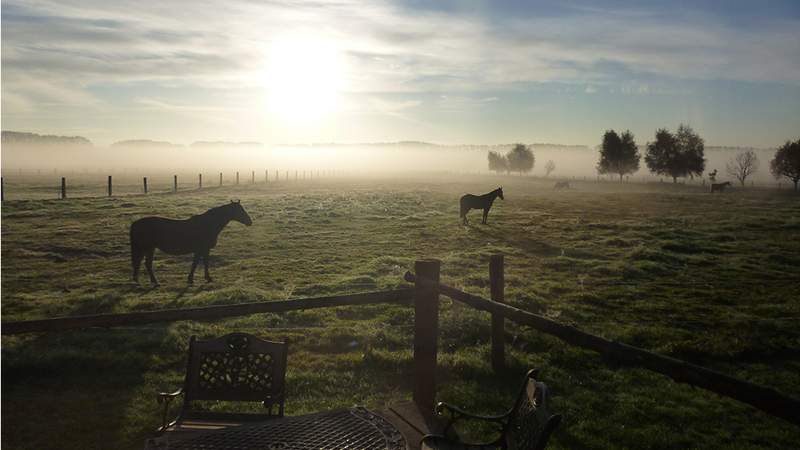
[130, 201, 252, 285]
[554, 181, 570, 190]
[710, 181, 731, 193]
[460, 187, 504, 225]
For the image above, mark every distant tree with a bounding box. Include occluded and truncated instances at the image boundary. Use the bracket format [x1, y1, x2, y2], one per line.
[645, 125, 706, 183]
[487, 151, 509, 174]
[544, 160, 556, 177]
[770, 139, 800, 191]
[597, 129, 640, 181]
[726, 150, 759, 187]
[506, 143, 535, 175]
[676, 124, 706, 179]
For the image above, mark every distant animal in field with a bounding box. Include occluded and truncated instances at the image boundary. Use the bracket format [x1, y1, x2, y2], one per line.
[710, 181, 731, 193]
[554, 181, 570, 190]
[460, 187, 503, 225]
[130, 201, 252, 285]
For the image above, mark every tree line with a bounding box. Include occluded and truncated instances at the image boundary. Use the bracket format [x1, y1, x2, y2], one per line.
[487, 128, 800, 190]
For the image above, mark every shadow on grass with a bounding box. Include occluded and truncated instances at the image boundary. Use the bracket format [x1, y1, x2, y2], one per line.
[1, 326, 175, 450]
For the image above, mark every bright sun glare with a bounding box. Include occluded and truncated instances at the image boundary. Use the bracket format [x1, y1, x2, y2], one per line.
[264, 38, 346, 124]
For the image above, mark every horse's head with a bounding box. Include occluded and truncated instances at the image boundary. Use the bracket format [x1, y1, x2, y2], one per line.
[497, 187, 504, 200]
[229, 200, 252, 226]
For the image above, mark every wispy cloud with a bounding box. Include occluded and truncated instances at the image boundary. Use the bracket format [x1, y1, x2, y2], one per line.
[2, 0, 799, 144]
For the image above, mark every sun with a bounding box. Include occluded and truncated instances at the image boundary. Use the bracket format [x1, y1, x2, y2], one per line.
[263, 37, 346, 124]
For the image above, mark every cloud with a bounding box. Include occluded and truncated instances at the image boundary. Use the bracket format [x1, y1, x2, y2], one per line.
[2, 0, 799, 143]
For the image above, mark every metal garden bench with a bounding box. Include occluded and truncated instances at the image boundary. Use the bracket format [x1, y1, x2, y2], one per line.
[156, 332, 288, 438]
[420, 369, 562, 450]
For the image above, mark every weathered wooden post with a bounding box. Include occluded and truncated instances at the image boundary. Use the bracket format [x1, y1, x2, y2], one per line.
[61, 177, 67, 199]
[490, 254, 505, 372]
[174, 175, 178, 192]
[295, 170, 298, 181]
[143, 177, 148, 194]
[236, 171, 239, 185]
[220, 172, 223, 186]
[251, 171, 255, 184]
[108, 175, 112, 196]
[199, 173, 202, 189]
[413, 259, 440, 416]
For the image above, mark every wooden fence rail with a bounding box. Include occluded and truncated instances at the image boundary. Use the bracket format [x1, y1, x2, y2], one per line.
[1, 289, 413, 335]
[402, 270, 800, 427]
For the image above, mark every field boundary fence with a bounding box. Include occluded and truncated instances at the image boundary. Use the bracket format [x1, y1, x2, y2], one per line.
[0, 169, 343, 201]
[2, 256, 798, 427]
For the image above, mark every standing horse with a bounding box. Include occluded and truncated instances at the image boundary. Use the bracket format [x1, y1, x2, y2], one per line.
[710, 181, 731, 193]
[130, 201, 252, 285]
[460, 187, 504, 225]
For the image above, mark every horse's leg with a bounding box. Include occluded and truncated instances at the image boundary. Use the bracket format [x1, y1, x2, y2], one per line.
[483, 207, 489, 224]
[145, 248, 159, 285]
[131, 245, 143, 283]
[188, 253, 200, 285]
[203, 250, 212, 282]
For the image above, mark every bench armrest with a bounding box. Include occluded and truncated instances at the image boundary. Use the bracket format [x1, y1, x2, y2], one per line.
[435, 401, 510, 438]
[156, 388, 184, 431]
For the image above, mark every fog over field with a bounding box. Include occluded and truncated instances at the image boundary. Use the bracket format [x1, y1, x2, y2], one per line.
[0, 132, 783, 184]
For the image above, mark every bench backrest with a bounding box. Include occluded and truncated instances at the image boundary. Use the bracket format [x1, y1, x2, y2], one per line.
[504, 370, 562, 450]
[183, 333, 288, 414]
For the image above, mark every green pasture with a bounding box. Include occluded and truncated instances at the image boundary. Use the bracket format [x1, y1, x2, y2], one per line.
[2, 175, 799, 449]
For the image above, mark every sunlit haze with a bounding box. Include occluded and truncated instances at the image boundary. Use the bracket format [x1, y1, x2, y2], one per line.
[2, 0, 799, 147]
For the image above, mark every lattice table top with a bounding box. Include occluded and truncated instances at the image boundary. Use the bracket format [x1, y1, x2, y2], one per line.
[149, 407, 407, 450]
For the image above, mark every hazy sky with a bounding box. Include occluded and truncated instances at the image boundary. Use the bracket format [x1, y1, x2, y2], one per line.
[2, 0, 799, 147]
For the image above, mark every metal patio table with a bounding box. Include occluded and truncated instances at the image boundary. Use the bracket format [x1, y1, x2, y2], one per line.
[146, 407, 408, 450]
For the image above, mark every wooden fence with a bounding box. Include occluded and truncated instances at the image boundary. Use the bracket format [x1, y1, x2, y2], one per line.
[2, 256, 798, 428]
[0, 169, 344, 201]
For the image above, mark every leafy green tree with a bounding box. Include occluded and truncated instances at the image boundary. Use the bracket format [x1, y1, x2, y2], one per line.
[506, 143, 534, 175]
[770, 139, 800, 191]
[597, 130, 640, 181]
[487, 151, 509, 174]
[676, 124, 705, 179]
[645, 125, 705, 183]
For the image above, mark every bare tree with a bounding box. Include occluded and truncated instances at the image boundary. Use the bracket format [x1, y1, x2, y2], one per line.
[544, 160, 556, 177]
[726, 150, 759, 187]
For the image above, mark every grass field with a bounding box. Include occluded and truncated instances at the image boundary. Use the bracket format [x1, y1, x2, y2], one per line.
[2, 175, 799, 449]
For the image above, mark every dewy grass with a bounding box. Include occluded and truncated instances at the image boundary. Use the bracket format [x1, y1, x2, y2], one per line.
[2, 175, 799, 449]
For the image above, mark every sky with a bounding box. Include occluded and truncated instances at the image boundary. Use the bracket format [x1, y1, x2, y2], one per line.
[2, 0, 799, 147]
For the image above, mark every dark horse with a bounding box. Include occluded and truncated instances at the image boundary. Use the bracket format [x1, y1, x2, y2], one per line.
[460, 187, 503, 225]
[130, 201, 252, 285]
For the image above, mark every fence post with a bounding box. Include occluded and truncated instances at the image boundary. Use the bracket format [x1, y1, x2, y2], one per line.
[252, 171, 255, 184]
[108, 175, 112, 196]
[143, 177, 148, 194]
[295, 170, 298, 181]
[61, 177, 66, 199]
[236, 172, 239, 185]
[265, 170, 268, 183]
[199, 173, 202, 189]
[413, 259, 440, 416]
[174, 175, 177, 192]
[220, 172, 223, 186]
[490, 254, 505, 372]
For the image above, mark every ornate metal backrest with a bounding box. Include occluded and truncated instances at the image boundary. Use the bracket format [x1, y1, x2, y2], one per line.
[503, 370, 562, 450]
[183, 333, 288, 414]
